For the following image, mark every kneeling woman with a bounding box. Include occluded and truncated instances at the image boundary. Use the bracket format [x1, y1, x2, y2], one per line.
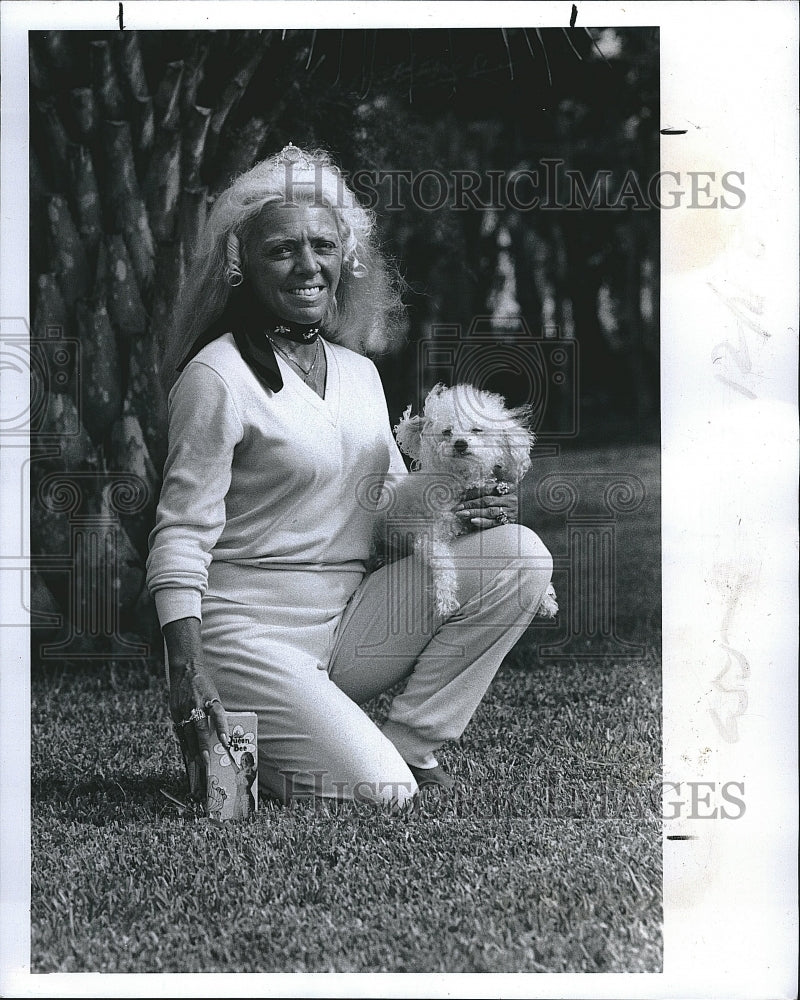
[146, 145, 553, 808]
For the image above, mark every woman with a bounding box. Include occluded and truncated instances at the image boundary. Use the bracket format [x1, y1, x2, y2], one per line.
[230, 751, 257, 820]
[147, 144, 553, 808]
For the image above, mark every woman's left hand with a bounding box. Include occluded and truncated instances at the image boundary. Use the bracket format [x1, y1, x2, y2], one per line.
[454, 474, 519, 530]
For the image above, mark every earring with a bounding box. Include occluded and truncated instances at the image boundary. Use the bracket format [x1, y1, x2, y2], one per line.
[225, 233, 244, 287]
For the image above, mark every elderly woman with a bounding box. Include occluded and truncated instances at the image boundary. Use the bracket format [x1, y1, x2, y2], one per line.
[147, 145, 553, 808]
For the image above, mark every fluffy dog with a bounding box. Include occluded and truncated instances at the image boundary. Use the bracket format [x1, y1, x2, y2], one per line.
[392, 383, 558, 618]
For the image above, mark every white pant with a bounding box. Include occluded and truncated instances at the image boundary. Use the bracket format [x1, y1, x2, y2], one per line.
[252, 524, 553, 806]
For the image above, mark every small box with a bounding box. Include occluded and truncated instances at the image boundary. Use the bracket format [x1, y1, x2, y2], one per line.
[196, 712, 258, 821]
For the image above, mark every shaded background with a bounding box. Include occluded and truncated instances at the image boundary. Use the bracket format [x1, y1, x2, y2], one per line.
[28, 26, 659, 664]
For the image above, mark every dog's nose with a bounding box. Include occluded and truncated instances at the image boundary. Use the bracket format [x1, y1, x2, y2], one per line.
[453, 438, 469, 454]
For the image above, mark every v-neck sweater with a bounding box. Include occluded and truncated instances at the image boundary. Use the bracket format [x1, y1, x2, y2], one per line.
[146, 332, 407, 627]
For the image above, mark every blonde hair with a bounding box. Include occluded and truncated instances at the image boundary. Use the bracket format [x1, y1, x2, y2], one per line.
[162, 146, 406, 388]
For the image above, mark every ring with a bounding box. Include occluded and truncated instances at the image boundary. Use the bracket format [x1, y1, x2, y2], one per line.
[495, 509, 510, 525]
[494, 480, 511, 496]
[181, 707, 207, 726]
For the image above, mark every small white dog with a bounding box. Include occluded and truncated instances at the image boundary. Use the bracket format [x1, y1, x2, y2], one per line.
[392, 382, 558, 618]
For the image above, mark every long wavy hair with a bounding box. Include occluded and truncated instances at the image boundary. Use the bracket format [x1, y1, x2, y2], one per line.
[162, 146, 407, 390]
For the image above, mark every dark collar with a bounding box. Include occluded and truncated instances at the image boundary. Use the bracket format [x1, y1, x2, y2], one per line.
[177, 289, 285, 392]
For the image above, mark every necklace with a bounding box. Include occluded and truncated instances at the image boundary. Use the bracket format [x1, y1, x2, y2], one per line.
[271, 321, 321, 344]
[268, 335, 320, 378]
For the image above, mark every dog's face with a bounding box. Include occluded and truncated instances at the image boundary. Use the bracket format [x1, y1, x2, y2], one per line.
[395, 383, 536, 483]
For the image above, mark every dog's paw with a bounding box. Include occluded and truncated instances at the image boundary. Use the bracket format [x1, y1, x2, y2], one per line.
[534, 583, 559, 619]
[433, 570, 460, 617]
[435, 593, 461, 616]
[433, 575, 460, 615]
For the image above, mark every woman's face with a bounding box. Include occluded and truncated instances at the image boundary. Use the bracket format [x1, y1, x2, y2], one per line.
[243, 203, 343, 326]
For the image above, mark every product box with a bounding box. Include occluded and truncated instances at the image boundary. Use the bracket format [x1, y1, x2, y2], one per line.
[196, 712, 258, 820]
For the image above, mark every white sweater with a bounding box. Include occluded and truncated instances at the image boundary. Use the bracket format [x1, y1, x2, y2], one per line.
[146, 333, 407, 626]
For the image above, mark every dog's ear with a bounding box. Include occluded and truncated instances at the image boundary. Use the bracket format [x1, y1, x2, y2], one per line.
[394, 404, 426, 461]
[421, 382, 447, 417]
[496, 406, 536, 481]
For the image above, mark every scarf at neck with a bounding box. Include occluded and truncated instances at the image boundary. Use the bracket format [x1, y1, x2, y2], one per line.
[177, 289, 325, 392]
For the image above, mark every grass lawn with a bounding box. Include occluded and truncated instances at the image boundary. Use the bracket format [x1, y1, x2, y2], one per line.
[30, 443, 662, 974]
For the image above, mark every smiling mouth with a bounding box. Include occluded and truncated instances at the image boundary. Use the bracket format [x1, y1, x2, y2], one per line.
[286, 286, 325, 298]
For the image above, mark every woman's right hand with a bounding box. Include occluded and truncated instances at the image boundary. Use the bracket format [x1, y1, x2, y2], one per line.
[163, 617, 230, 801]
